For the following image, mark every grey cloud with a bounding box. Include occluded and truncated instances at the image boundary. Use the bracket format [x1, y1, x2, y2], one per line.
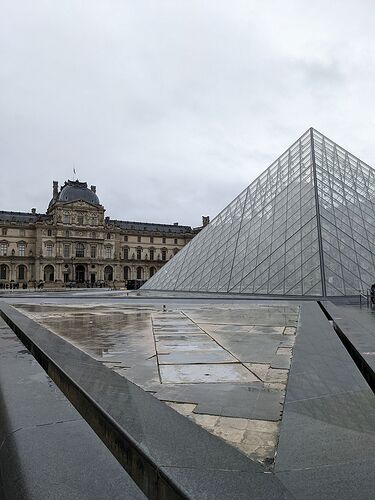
[1, 1, 375, 226]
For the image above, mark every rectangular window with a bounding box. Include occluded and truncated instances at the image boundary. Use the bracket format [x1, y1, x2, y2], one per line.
[124, 235, 128, 242]
[137, 248, 142, 260]
[105, 246, 112, 259]
[77, 216, 84, 225]
[1, 228, 7, 236]
[91, 246, 96, 258]
[63, 214, 70, 224]
[162, 249, 167, 261]
[0, 243, 7, 256]
[162, 237, 166, 244]
[137, 236, 141, 243]
[174, 238, 178, 244]
[20, 229, 25, 236]
[76, 244, 84, 257]
[63, 244, 70, 258]
[0, 266, 6, 279]
[150, 237, 154, 243]
[124, 248, 129, 260]
[18, 244, 25, 257]
[149, 249, 154, 260]
[46, 244, 53, 257]
[18, 266, 25, 281]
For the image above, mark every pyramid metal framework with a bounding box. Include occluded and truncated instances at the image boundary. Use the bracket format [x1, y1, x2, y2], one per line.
[143, 128, 375, 296]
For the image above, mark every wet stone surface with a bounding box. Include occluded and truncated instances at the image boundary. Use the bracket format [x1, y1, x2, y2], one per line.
[16, 302, 299, 465]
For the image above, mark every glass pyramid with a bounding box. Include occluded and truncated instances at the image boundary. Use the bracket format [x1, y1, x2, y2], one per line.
[143, 128, 375, 296]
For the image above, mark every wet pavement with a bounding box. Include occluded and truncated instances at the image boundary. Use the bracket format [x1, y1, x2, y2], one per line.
[15, 301, 299, 464]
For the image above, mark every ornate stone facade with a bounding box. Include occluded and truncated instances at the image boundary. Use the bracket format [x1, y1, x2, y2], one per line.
[0, 180, 204, 288]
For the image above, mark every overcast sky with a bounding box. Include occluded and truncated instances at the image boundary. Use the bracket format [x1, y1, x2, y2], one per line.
[1, 1, 375, 226]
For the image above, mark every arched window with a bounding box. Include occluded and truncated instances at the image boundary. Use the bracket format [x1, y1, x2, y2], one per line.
[104, 265, 113, 281]
[150, 267, 156, 278]
[136, 267, 143, 280]
[124, 266, 130, 280]
[18, 265, 26, 281]
[76, 243, 84, 257]
[0, 264, 9, 280]
[44, 265, 54, 282]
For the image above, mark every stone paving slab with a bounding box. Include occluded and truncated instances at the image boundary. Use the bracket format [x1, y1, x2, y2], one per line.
[270, 354, 291, 370]
[159, 363, 259, 384]
[155, 383, 283, 420]
[158, 350, 237, 364]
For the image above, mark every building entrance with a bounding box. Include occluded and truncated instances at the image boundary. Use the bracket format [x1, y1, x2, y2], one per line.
[75, 265, 85, 283]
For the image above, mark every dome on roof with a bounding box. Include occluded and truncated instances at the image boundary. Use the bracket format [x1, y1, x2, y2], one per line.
[49, 180, 100, 207]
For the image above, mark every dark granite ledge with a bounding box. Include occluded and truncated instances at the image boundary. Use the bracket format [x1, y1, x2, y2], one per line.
[0, 320, 146, 500]
[275, 301, 375, 499]
[321, 301, 375, 392]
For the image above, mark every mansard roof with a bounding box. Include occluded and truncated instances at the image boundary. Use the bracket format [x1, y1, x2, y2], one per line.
[49, 180, 101, 208]
[0, 211, 48, 223]
[0, 211, 194, 235]
[110, 219, 194, 234]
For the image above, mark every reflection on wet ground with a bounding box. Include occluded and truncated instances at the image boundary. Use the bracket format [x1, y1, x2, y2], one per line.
[16, 302, 299, 465]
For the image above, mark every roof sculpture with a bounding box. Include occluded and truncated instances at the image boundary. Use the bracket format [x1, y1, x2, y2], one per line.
[142, 128, 375, 296]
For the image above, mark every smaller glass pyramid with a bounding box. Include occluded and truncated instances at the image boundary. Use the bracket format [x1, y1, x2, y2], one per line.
[143, 128, 375, 296]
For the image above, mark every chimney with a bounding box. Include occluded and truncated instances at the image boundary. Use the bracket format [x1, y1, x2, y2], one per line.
[31, 208, 36, 214]
[202, 215, 210, 227]
[53, 181, 58, 199]
[173, 222, 179, 226]
[91, 185, 96, 193]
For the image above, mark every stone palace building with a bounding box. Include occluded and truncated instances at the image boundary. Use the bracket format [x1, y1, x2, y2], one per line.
[0, 179, 205, 288]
